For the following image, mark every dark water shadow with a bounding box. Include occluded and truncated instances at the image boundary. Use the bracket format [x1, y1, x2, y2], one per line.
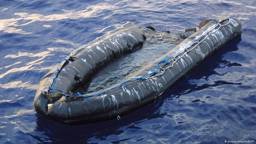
[34, 36, 241, 144]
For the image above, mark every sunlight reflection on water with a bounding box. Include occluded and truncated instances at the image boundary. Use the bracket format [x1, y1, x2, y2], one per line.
[0, 0, 256, 143]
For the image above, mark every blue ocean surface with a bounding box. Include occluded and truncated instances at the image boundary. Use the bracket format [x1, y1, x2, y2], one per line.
[0, 0, 256, 143]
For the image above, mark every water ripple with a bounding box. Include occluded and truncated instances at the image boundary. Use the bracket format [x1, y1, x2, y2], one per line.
[0, 0, 256, 144]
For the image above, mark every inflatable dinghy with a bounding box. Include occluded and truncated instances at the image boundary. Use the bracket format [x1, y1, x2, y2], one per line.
[34, 17, 241, 123]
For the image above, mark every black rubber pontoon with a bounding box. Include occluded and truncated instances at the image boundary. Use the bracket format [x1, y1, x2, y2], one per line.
[34, 17, 241, 123]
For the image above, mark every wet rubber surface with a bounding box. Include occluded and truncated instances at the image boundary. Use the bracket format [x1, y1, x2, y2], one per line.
[85, 42, 174, 94]
[0, 0, 256, 143]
